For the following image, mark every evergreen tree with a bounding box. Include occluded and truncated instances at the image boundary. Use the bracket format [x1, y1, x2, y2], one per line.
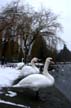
[57, 44, 71, 62]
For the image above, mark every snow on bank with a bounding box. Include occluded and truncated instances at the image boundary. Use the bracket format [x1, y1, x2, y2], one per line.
[0, 66, 20, 87]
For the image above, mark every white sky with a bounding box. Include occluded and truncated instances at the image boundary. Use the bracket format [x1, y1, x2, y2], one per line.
[0, 0, 71, 50]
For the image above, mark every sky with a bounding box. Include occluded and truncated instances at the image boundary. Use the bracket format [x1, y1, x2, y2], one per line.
[0, 0, 71, 50]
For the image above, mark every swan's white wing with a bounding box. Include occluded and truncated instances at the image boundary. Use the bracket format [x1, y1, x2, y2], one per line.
[13, 74, 48, 88]
[20, 65, 39, 76]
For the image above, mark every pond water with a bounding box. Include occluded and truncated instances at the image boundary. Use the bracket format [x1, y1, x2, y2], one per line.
[0, 87, 53, 108]
[0, 86, 71, 108]
[0, 88, 40, 108]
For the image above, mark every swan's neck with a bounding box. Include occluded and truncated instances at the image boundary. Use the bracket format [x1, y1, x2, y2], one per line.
[30, 61, 35, 67]
[42, 59, 54, 83]
[43, 61, 50, 75]
[22, 58, 24, 62]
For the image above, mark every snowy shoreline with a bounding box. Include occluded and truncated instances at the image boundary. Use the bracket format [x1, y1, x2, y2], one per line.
[0, 65, 20, 88]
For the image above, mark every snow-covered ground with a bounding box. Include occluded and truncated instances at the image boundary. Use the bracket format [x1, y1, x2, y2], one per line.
[0, 65, 20, 88]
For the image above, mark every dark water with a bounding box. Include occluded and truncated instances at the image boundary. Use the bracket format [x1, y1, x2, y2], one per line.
[0, 86, 71, 108]
[54, 63, 71, 101]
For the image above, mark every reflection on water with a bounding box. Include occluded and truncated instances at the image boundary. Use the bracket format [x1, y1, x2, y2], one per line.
[0, 86, 71, 108]
[0, 88, 42, 108]
[0, 99, 28, 108]
[5, 91, 17, 97]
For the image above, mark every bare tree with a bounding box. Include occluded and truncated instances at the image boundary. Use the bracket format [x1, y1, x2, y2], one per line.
[0, 1, 64, 62]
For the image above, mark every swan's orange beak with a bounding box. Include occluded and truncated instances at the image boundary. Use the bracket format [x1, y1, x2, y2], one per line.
[50, 61, 55, 64]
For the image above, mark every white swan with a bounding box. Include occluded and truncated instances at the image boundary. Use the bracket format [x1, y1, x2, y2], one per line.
[16, 58, 24, 70]
[13, 57, 55, 91]
[19, 57, 40, 77]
